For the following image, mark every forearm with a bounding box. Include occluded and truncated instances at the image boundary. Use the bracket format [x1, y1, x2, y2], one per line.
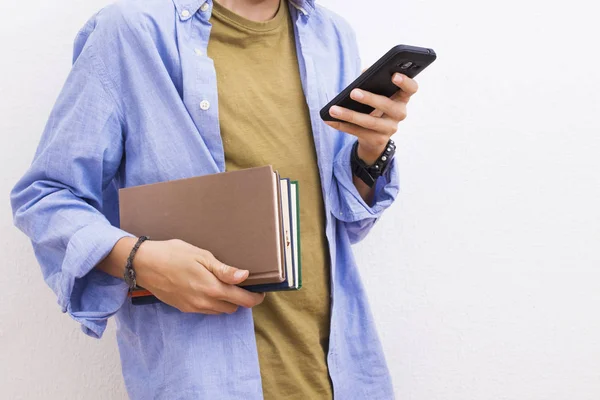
[353, 142, 385, 205]
[96, 236, 138, 280]
[353, 175, 376, 206]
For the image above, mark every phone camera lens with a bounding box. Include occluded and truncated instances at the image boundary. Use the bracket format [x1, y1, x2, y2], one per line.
[399, 61, 413, 70]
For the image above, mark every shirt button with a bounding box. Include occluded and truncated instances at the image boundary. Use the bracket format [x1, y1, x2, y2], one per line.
[200, 3, 210, 12]
[200, 100, 211, 111]
[194, 48, 203, 56]
[181, 9, 190, 18]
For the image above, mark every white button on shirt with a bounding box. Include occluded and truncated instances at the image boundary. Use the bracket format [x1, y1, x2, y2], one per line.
[200, 3, 210, 12]
[181, 10, 190, 18]
[194, 48, 203, 56]
[200, 100, 210, 111]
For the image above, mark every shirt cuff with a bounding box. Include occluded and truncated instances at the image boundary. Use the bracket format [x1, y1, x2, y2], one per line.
[59, 221, 134, 338]
[331, 139, 400, 223]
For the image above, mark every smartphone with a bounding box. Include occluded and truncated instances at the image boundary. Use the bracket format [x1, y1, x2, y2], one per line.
[320, 44, 436, 121]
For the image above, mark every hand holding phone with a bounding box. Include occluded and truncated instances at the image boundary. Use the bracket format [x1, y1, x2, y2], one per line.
[321, 44, 436, 164]
[320, 44, 436, 122]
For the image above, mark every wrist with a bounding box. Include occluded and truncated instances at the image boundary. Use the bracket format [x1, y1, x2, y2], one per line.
[356, 140, 389, 165]
[130, 240, 155, 288]
[96, 236, 137, 280]
[351, 138, 396, 189]
[123, 236, 151, 289]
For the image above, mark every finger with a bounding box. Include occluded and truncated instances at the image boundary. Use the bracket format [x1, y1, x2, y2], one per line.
[178, 303, 220, 314]
[328, 106, 398, 135]
[392, 73, 419, 97]
[389, 89, 411, 106]
[194, 309, 220, 315]
[350, 88, 406, 121]
[220, 285, 266, 308]
[370, 90, 408, 118]
[325, 120, 372, 140]
[199, 299, 239, 314]
[201, 251, 249, 285]
[324, 120, 389, 144]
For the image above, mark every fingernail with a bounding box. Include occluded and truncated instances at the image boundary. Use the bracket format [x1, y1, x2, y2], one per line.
[351, 89, 364, 100]
[234, 270, 248, 280]
[393, 73, 403, 84]
[330, 106, 341, 116]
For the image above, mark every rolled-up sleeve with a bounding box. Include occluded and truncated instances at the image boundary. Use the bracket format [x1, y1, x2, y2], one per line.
[326, 22, 400, 244]
[331, 137, 400, 244]
[10, 37, 132, 338]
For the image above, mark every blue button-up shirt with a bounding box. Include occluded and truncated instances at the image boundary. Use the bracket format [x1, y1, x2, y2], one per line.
[11, 0, 399, 398]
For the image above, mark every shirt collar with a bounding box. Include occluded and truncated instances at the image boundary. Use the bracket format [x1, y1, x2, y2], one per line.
[172, 0, 316, 20]
[172, 0, 204, 20]
[288, 0, 316, 16]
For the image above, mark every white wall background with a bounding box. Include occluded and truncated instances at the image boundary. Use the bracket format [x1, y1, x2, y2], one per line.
[1, 0, 599, 399]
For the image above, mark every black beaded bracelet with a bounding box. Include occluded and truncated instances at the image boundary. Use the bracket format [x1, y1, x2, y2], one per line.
[351, 139, 396, 188]
[124, 236, 149, 291]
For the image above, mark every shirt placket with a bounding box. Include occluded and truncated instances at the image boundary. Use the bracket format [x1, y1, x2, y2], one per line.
[176, 0, 226, 173]
[289, 4, 341, 395]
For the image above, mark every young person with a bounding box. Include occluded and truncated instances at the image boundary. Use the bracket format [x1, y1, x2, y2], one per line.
[11, 0, 419, 398]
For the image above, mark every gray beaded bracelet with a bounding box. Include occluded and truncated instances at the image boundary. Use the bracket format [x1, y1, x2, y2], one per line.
[124, 236, 149, 291]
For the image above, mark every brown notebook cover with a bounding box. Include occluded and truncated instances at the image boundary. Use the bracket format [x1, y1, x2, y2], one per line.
[118, 166, 285, 286]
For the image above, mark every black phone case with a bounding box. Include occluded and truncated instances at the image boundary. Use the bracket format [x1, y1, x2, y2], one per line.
[320, 44, 437, 121]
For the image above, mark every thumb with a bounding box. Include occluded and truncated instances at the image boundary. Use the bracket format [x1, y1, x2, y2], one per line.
[205, 255, 249, 285]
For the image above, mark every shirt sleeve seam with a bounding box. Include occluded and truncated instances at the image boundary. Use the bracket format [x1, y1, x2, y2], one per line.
[87, 43, 126, 128]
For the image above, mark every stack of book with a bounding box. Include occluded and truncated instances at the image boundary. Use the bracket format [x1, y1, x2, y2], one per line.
[118, 166, 302, 305]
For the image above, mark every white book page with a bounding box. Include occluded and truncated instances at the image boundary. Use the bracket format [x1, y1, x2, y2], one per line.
[290, 183, 299, 288]
[279, 180, 294, 287]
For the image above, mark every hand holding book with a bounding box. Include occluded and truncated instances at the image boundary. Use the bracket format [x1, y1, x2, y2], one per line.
[130, 238, 266, 314]
[117, 166, 302, 307]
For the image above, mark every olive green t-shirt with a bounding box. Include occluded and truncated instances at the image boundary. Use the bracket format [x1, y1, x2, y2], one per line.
[207, 1, 333, 399]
